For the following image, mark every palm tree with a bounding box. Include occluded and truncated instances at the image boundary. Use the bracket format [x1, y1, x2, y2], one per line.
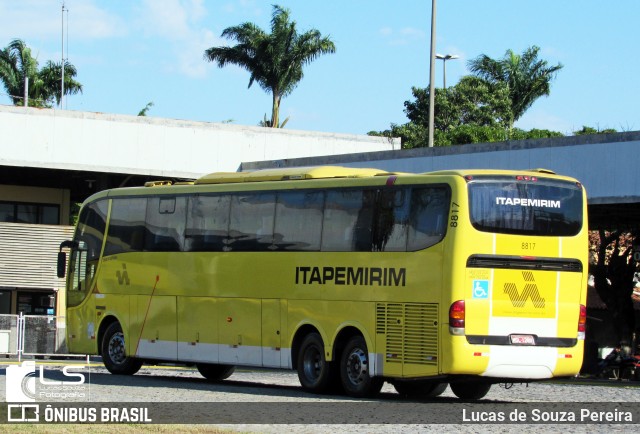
[0, 39, 39, 106]
[38, 59, 83, 106]
[204, 5, 335, 128]
[468, 46, 563, 128]
[0, 39, 82, 107]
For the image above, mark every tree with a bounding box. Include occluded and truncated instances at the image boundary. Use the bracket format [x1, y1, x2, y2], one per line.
[38, 60, 82, 106]
[368, 122, 428, 149]
[138, 101, 154, 116]
[574, 126, 617, 135]
[204, 5, 335, 128]
[468, 46, 563, 128]
[259, 113, 289, 128]
[0, 39, 82, 107]
[514, 128, 564, 140]
[387, 76, 513, 147]
[590, 230, 639, 347]
[405, 76, 513, 133]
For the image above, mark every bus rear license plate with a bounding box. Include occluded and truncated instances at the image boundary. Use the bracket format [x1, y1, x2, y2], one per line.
[510, 335, 535, 345]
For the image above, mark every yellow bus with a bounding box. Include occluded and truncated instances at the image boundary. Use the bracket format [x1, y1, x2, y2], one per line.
[58, 166, 588, 399]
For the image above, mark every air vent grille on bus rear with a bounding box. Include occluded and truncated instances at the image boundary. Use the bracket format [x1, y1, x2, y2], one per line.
[376, 303, 438, 365]
[466, 255, 583, 272]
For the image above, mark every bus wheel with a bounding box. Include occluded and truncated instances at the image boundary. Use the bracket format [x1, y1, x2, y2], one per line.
[450, 382, 491, 400]
[297, 333, 335, 393]
[340, 335, 383, 397]
[393, 381, 448, 399]
[196, 363, 235, 382]
[101, 322, 142, 375]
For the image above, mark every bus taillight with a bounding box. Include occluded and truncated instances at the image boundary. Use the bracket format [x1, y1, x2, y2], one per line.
[449, 300, 465, 335]
[578, 304, 586, 340]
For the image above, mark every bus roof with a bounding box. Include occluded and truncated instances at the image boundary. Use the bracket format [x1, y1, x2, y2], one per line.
[424, 168, 582, 183]
[425, 168, 557, 177]
[194, 166, 394, 185]
[138, 166, 578, 190]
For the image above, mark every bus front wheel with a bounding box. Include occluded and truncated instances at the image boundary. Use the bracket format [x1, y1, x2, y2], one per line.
[450, 382, 491, 400]
[297, 332, 335, 393]
[196, 363, 235, 382]
[101, 322, 143, 375]
[340, 335, 383, 397]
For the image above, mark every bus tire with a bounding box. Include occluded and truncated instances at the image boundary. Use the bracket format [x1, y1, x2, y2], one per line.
[450, 382, 491, 400]
[196, 363, 235, 382]
[101, 322, 143, 375]
[297, 332, 335, 393]
[339, 335, 383, 397]
[393, 380, 448, 399]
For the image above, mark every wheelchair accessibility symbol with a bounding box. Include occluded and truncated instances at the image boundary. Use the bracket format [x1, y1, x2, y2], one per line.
[473, 280, 489, 299]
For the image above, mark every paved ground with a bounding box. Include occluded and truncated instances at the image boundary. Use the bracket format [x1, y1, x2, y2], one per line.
[1, 359, 638, 432]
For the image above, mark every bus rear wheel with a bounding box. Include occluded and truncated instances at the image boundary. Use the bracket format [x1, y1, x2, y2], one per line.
[297, 332, 336, 393]
[450, 382, 491, 400]
[393, 380, 448, 399]
[196, 363, 235, 382]
[101, 322, 143, 375]
[340, 335, 383, 397]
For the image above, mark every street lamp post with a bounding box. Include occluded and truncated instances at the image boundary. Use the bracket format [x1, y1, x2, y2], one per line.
[427, 0, 437, 147]
[435, 54, 459, 89]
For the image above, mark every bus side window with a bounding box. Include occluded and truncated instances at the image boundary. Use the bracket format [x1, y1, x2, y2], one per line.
[76, 200, 108, 263]
[274, 191, 323, 251]
[185, 195, 230, 252]
[228, 193, 275, 251]
[322, 189, 374, 252]
[68, 200, 107, 305]
[104, 198, 148, 256]
[145, 197, 186, 252]
[374, 189, 410, 252]
[407, 186, 451, 251]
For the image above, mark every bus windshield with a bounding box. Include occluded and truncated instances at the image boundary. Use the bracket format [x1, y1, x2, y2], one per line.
[468, 176, 583, 236]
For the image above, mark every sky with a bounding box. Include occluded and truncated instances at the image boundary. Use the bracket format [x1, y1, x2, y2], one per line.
[0, 0, 638, 136]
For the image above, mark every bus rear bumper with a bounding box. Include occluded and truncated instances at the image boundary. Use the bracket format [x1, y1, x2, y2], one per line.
[481, 364, 553, 379]
[443, 339, 583, 380]
[477, 344, 581, 379]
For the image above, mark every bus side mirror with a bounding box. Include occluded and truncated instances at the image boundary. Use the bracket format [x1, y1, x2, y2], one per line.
[57, 240, 77, 279]
[57, 251, 67, 278]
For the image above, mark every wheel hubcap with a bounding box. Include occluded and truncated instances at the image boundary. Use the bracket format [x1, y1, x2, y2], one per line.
[303, 346, 322, 381]
[346, 348, 368, 385]
[108, 332, 127, 365]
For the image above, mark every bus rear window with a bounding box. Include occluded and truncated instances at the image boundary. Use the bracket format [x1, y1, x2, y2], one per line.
[468, 178, 583, 236]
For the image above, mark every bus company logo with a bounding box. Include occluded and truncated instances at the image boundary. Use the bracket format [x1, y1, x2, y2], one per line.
[503, 271, 545, 308]
[295, 266, 406, 287]
[5, 361, 87, 405]
[116, 263, 130, 285]
[495, 197, 561, 209]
